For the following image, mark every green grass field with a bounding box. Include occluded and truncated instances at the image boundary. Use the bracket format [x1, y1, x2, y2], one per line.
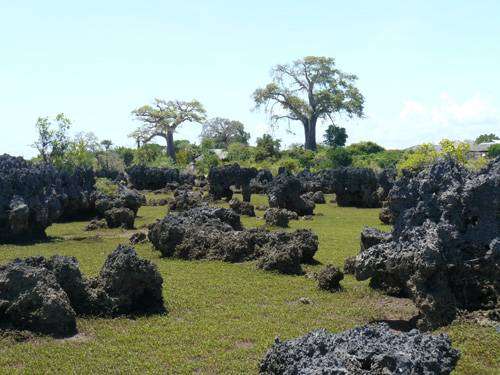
[0, 194, 498, 374]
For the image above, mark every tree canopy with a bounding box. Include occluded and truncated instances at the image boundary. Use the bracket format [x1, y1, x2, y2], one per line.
[475, 133, 499, 144]
[200, 117, 250, 149]
[253, 56, 364, 151]
[131, 98, 206, 161]
[32, 113, 72, 164]
[324, 125, 347, 148]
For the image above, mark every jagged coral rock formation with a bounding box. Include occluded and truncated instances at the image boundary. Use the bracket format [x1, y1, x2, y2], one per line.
[259, 323, 459, 374]
[355, 158, 500, 330]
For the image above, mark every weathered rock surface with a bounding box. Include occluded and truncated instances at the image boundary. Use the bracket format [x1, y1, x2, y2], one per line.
[104, 207, 135, 229]
[0, 245, 164, 337]
[208, 164, 257, 202]
[264, 208, 290, 227]
[148, 207, 318, 274]
[0, 260, 77, 337]
[326, 167, 381, 208]
[98, 245, 164, 315]
[229, 198, 255, 217]
[267, 174, 315, 215]
[302, 191, 326, 204]
[316, 265, 344, 291]
[126, 165, 180, 190]
[250, 169, 274, 194]
[355, 158, 500, 330]
[84, 218, 107, 231]
[168, 188, 203, 212]
[0, 154, 95, 241]
[259, 323, 459, 374]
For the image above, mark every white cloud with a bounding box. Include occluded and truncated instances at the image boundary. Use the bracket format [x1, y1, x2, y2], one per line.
[400, 100, 426, 119]
[401, 93, 499, 127]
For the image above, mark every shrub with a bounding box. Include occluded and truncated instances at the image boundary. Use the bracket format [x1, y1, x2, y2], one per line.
[326, 147, 352, 168]
[347, 141, 385, 155]
[95, 177, 118, 196]
[487, 144, 500, 158]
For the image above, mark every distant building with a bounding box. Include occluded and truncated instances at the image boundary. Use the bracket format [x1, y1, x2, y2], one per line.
[406, 140, 500, 158]
[469, 141, 500, 157]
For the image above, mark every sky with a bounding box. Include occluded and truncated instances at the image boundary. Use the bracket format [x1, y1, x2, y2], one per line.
[1, 0, 499, 158]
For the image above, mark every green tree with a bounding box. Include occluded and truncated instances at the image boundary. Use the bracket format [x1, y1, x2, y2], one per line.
[254, 134, 281, 161]
[101, 139, 113, 151]
[324, 125, 347, 147]
[131, 98, 206, 161]
[201, 117, 250, 149]
[253, 56, 364, 151]
[32, 113, 71, 164]
[475, 133, 499, 144]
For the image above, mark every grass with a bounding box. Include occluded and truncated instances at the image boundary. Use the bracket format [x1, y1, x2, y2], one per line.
[0, 194, 498, 374]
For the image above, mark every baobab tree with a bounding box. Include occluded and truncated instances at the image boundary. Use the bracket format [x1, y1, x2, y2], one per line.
[253, 56, 364, 151]
[131, 98, 206, 161]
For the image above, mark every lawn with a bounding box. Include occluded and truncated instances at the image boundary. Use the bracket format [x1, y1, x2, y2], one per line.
[0, 194, 498, 374]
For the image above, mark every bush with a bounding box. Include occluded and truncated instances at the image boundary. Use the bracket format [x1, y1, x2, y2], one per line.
[487, 144, 500, 158]
[195, 150, 220, 174]
[351, 150, 404, 170]
[278, 157, 300, 172]
[397, 144, 439, 173]
[284, 145, 315, 169]
[347, 141, 385, 155]
[95, 178, 118, 196]
[397, 139, 471, 174]
[227, 142, 253, 162]
[326, 147, 352, 168]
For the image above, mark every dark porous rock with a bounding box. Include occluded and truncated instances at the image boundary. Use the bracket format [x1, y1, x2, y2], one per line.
[355, 158, 500, 330]
[323, 167, 381, 208]
[312, 191, 326, 204]
[148, 206, 243, 257]
[379, 201, 394, 225]
[148, 207, 317, 274]
[376, 168, 397, 202]
[250, 169, 274, 194]
[168, 188, 203, 211]
[84, 218, 107, 231]
[256, 244, 303, 275]
[0, 245, 165, 337]
[98, 245, 164, 315]
[301, 191, 326, 204]
[95, 185, 145, 218]
[259, 323, 459, 374]
[208, 164, 257, 202]
[360, 226, 392, 251]
[104, 207, 135, 229]
[229, 198, 255, 217]
[343, 256, 356, 274]
[316, 265, 344, 291]
[0, 154, 96, 242]
[126, 165, 180, 190]
[267, 174, 315, 215]
[264, 208, 289, 227]
[296, 169, 323, 193]
[0, 260, 77, 337]
[148, 198, 168, 206]
[129, 232, 147, 245]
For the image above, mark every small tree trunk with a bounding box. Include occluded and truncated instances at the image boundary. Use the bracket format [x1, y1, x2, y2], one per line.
[303, 118, 317, 151]
[166, 130, 176, 162]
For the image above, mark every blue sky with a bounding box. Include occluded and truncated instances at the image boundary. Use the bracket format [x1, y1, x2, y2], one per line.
[1, 0, 499, 157]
